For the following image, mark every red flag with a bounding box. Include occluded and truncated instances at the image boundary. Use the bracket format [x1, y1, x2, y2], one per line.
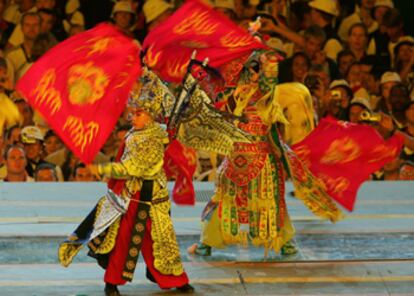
[164, 140, 197, 205]
[292, 117, 405, 211]
[16, 24, 141, 164]
[143, 0, 266, 83]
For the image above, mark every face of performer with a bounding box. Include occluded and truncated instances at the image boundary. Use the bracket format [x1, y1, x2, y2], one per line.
[130, 108, 153, 130]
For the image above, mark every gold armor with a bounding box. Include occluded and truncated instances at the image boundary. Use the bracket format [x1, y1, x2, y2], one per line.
[96, 122, 184, 276]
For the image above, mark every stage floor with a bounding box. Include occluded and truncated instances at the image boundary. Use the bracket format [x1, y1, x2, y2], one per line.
[0, 181, 413, 295]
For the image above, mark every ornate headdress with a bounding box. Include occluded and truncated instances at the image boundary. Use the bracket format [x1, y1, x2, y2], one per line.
[128, 66, 174, 119]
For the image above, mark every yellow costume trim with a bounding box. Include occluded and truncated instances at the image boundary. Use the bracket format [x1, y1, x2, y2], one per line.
[58, 241, 83, 267]
[150, 199, 184, 276]
[94, 217, 120, 254]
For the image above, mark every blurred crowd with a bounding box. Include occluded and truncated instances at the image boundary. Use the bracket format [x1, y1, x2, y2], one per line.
[0, 0, 413, 182]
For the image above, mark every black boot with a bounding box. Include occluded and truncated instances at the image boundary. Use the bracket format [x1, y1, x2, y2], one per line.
[146, 268, 157, 284]
[104, 283, 121, 296]
[176, 283, 195, 293]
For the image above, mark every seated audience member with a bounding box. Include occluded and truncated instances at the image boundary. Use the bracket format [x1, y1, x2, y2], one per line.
[346, 61, 370, 99]
[285, 51, 311, 83]
[14, 98, 34, 127]
[2, 144, 33, 182]
[393, 36, 414, 96]
[111, 1, 136, 38]
[336, 50, 356, 78]
[143, 0, 173, 31]
[6, 12, 41, 81]
[73, 163, 94, 181]
[20, 125, 48, 177]
[346, 23, 369, 62]
[4, 124, 21, 146]
[43, 129, 62, 157]
[375, 71, 402, 114]
[34, 162, 58, 181]
[388, 83, 411, 128]
[326, 79, 354, 120]
[399, 161, 414, 180]
[348, 97, 372, 124]
[367, 0, 394, 73]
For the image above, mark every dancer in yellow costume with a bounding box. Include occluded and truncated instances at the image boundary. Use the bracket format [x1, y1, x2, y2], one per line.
[189, 50, 342, 257]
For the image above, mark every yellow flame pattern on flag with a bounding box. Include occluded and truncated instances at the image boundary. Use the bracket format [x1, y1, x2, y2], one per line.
[368, 144, 400, 163]
[321, 137, 361, 164]
[75, 37, 112, 57]
[145, 45, 162, 68]
[31, 69, 62, 115]
[63, 116, 99, 153]
[220, 31, 253, 49]
[173, 9, 218, 35]
[319, 174, 350, 197]
[166, 59, 188, 79]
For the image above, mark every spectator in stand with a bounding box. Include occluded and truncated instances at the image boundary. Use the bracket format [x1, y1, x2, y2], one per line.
[111, 1, 136, 38]
[38, 8, 58, 43]
[400, 100, 414, 163]
[14, 98, 34, 127]
[34, 162, 58, 181]
[1, 144, 33, 182]
[347, 23, 369, 62]
[73, 163, 94, 181]
[279, 25, 340, 83]
[5, 12, 40, 82]
[382, 8, 405, 64]
[379, 157, 402, 180]
[63, 0, 85, 36]
[45, 146, 109, 180]
[326, 79, 354, 120]
[4, 125, 21, 146]
[388, 83, 411, 127]
[336, 50, 356, 78]
[43, 129, 62, 157]
[7, 0, 56, 48]
[288, 0, 311, 33]
[308, 0, 343, 60]
[0, 0, 15, 49]
[338, 0, 378, 42]
[346, 61, 370, 99]
[213, 0, 237, 21]
[399, 161, 414, 180]
[143, 0, 173, 31]
[67, 24, 84, 37]
[367, 0, 394, 73]
[281, 51, 311, 83]
[3, 0, 34, 27]
[348, 96, 372, 123]
[20, 125, 48, 178]
[393, 36, 414, 97]
[375, 71, 401, 114]
[360, 55, 381, 108]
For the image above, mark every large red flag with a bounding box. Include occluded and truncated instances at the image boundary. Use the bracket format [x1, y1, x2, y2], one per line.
[16, 24, 141, 164]
[164, 139, 197, 205]
[142, 0, 267, 83]
[292, 117, 405, 211]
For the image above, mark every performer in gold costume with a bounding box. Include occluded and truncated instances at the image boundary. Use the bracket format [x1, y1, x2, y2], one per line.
[58, 68, 194, 296]
[189, 50, 342, 257]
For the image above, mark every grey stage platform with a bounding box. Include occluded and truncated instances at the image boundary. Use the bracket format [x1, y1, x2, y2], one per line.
[0, 181, 414, 295]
